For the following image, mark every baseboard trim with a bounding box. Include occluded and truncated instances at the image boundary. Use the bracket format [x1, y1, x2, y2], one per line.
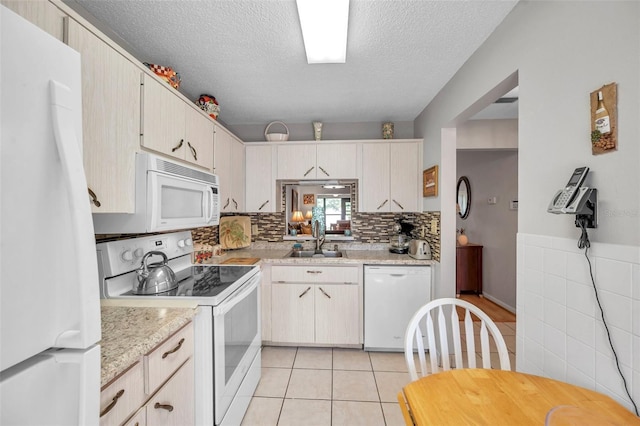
[482, 292, 516, 314]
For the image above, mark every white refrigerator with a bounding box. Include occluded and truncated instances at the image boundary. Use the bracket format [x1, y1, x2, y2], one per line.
[0, 6, 101, 425]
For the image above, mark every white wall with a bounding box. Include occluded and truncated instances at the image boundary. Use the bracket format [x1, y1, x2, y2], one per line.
[518, 235, 640, 411]
[230, 121, 414, 142]
[457, 119, 517, 150]
[457, 150, 518, 310]
[414, 0, 640, 409]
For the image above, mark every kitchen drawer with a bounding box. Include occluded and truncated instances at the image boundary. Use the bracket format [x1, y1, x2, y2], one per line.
[100, 361, 145, 426]
[145, 358, 194, 426]
[271, 265, 358, 284]
[144, 321, 194, 395]
[123, 407, 146, 426]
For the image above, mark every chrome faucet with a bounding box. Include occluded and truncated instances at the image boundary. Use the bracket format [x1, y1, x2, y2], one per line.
[313, 220, 325, 254]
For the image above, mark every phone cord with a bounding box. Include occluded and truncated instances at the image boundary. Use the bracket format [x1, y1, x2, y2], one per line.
[577, 219, 638, 416]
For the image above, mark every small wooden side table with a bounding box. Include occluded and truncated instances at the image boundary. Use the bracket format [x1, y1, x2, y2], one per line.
[456, 243, 483, 295]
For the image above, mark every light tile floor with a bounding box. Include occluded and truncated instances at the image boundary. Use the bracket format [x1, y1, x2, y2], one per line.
[241, 321, 517, 426]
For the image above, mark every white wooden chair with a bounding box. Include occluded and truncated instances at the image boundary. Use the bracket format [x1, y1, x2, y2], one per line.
[404, 297, 511, 380]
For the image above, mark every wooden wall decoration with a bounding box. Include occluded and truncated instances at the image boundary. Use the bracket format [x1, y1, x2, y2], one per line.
[590, 82, 617, 155]
[423, 165, 438, 197]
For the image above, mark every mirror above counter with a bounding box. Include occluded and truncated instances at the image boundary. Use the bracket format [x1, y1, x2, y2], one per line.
[280, 180, 356, 240]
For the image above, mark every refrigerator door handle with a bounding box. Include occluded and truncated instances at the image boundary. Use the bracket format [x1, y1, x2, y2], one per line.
[49, 81, 101, 348]
[52, 345, 101, 426]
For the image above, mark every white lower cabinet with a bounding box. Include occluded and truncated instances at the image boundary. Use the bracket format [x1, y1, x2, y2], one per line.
[270, 265, 361, 346]
[124, 407, 146, 426]
[100, 322, 194, 426]
[145, 358, 194, 426]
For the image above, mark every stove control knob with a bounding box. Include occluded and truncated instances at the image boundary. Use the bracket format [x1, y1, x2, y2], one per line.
[134, 248, 144, 258]
[177, 239, 186, 248]
[121, 250, 134, 261]
[185, 238, 193, 246]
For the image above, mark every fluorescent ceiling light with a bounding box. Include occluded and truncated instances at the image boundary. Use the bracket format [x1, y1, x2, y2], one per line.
[296, 0, 349, 64]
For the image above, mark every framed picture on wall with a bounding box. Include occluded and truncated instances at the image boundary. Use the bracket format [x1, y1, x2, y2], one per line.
[303, 193, 315, 204]
[423, 165, 438, 197]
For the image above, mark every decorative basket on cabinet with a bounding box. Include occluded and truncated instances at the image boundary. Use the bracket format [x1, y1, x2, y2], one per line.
[264, 121, 289, 141]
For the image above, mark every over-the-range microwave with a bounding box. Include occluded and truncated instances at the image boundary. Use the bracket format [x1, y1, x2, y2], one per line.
[92, 152, 219, 234]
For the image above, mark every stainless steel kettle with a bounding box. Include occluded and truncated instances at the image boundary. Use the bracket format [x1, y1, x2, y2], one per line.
[133, 251, 178, 295]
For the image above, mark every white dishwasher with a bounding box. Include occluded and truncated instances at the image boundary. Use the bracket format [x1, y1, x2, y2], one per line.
[364, 265, 432, 351]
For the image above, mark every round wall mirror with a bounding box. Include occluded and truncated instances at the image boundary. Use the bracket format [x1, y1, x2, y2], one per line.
[457, 176, 471, 219]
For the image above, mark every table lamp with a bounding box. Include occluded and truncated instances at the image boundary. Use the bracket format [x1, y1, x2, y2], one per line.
[291, 210, 304, 235]
[305, 210, 313, 224]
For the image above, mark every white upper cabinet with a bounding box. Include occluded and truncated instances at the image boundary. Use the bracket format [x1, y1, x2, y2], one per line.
[245, 144, 276, 212]
[316, 143, 358, 179]
[66, 18, 141, 214]
[360, 140, 422, 212]
[184, 106, 214, 171]
[361, 143, 391, 212]
[277, 143, 357, 180]
[276, 144, 316, 179]
[1, 0, 66, 41]
[389, 141, 420, 212]
[214, 124, 245, 212]
[141, 74, 213, 171]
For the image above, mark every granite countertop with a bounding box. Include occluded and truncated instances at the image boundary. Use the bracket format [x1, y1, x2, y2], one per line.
[100, 300, 198, 387]
[203, 247, 436, 265]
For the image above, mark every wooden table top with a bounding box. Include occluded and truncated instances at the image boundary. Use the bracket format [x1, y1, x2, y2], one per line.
[401, 369, 640, 425]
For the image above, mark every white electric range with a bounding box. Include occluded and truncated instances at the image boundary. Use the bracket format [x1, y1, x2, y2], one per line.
[96, 231, 261, 426]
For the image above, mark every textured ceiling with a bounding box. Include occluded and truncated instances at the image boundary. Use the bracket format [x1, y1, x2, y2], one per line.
[68, 0, 518, 126]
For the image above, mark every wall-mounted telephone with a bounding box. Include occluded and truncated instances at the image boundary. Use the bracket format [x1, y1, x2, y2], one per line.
[547, 166, 598, 228]
[547, 167, 589, 214]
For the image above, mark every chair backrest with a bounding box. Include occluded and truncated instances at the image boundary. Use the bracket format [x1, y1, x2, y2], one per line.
[404, 297, 511, 380]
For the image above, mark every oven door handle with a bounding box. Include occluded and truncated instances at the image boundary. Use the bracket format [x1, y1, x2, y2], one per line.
[213, 272, 260, 316]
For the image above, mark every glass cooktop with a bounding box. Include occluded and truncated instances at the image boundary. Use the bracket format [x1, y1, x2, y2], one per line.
[123, 265, 256, 299]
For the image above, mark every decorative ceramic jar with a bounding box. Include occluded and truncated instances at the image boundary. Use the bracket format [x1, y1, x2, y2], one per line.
[382, 122, 394, 139]
[313, 121, 323, 141]
[197, 94, 220, 120]
[144, 62, 181, 89]
[457, 228, 468, 246]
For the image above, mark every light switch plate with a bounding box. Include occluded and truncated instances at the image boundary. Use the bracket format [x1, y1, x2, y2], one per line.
[251, 224, 259, 235]
[430, 219, 438, 234]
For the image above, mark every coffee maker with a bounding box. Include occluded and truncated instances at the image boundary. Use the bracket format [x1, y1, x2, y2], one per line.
[389, 220, 414, 254]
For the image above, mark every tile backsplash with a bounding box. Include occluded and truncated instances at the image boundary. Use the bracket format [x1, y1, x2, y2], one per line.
[192, 210, 441, 261]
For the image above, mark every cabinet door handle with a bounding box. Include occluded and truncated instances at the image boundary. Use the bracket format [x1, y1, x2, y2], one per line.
[187, 141, 198, 161]
[223, 198, 230, 209]
[232, 198, 238, 209]
[162, 338, 185, 359]
[171, 139, 184, 152]
[100, 389, 124, 417]
[88, 188, 101, 207]
[298, 286, 311, 298]
[154, 402, 174, 412]
[303, 166, 315, 177]
[392, 199, 404, 210]
[258, 200, 269, 210]
[306, 270, 322, 274]
[319, 287, 331, 298]
[377, 199, 388, 210]
[318, 166, 329, 176]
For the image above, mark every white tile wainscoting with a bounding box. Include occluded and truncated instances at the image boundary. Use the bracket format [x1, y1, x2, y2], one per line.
[517, 233, 640, 412]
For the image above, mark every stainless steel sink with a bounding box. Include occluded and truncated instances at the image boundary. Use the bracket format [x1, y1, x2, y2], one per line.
[288, 250, 344, 258]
